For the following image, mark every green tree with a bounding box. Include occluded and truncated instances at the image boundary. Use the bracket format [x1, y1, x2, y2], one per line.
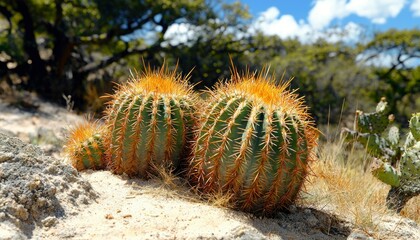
[361, 29, 420, 124]
[245, 35, 373, 124]
[0, 0, 213, 109]
[163, 1, 252, 89]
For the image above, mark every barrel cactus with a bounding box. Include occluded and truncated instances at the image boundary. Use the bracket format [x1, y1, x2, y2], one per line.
[64, 120, 107, 171]
[105, 65, 197, 178]
[189, 70, 318, 215]
[343, 100, 420, 212]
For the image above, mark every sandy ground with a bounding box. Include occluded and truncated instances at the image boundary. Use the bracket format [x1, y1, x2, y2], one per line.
[0, 96, 419, 240]
[32, 171, 349, 240]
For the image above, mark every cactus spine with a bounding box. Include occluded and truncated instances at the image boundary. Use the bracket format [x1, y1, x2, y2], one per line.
[105, 65, 196, 177]
[189, 70, 318, 215]
[64, 120, 107, 171]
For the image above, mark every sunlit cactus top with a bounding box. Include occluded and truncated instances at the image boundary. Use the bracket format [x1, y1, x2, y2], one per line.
[111, 64, 194, 99]
[64, 120, 107, 171]
[213, 68, 314, 126]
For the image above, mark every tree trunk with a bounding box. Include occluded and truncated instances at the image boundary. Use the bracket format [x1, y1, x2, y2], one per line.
[15, 0, 49, 93]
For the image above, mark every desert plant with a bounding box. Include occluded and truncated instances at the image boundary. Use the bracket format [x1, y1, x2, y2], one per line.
[104, 65, 197, 177]
[189, 68, 319, 216]
[64, 120, 107, 171]
[342, 99, 420, 212]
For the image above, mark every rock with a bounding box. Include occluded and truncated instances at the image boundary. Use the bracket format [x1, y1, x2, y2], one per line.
[0, 133, 98, 238]
[348, 230, 373, 240]
[41, 216, 58, 228]
[231, 226, 267, 240]
[0, 151, 14, 163]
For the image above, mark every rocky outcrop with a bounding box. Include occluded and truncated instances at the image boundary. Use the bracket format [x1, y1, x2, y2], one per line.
[0, 133, 97, 239]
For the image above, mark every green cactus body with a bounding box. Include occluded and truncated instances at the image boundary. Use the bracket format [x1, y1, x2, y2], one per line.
[387, 126, 400, 147]
[190, 73, 318, 215]
[372, 162, 400, 187]
[400, 141, 420, 194]
[409, 113, 420, 141]
[105, 66, 196, 177]
[65, 121, 107, 171]
[405, 132, 416, 150]
[356, 99, 389, 134]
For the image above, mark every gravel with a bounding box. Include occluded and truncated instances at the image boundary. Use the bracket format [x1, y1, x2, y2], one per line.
[0, 133, 97, 239]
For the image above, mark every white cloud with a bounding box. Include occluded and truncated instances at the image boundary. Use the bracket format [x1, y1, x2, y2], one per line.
[308, 0, 347, 30]
[325, 22, 364, 42]
[250, 7, 312, 39]
[411, 0, 420, 17]
[260, 6, 281, 21]
[163, 23, 197, 46]
[308, 0, 406, 29]
[250, 7, 363, 43]
[345, 0, 406, 24]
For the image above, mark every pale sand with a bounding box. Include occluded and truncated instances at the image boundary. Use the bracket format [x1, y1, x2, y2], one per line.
[31, 170, 349, 240]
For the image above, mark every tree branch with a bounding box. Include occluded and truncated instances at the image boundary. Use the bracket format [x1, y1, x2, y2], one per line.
[78, 14, 154, 45]
[78, 44, 160, 75]
[0, 5, 12, 34]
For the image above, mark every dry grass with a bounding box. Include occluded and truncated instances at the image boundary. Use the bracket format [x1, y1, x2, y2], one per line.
[301, 134, 420, 235]
[143, 164, 234, 210]
[123, 127, 419, 237]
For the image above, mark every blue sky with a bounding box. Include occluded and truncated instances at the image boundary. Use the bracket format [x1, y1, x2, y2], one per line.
[227, 0, 420, 42]
[164, 1, 420, 46]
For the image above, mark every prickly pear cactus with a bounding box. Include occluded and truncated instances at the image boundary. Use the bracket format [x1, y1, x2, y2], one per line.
[409, 113, 420, 141]
[355, 97, 390, 134]
[386, 114, 420, 211]
[343, 98, 400, 165]
[386, 141, 420, 212]
[64, 120, 107, 171]
[400, 142, 420, 192]
[189, 70, 318, 216]
[343, 102, 420, 212]
[105, 65, 197, 177]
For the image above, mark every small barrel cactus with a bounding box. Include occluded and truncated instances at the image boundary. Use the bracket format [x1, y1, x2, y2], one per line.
[105, 65, 197, 177]
[343, 100, 420, 212]
[189, 69, 318, 215]
[64, 120, 107, 171]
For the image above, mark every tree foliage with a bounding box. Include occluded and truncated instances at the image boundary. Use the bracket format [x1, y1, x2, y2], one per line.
[0, 0, 212, 109]
[245, 36, 373, 123]
[1, 1, 419, 125]
[360, 29, 420, 124]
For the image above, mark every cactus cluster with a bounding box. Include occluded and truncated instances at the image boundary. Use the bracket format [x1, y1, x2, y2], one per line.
[64, 63, 318, 216]
[343, 99, 420, 212]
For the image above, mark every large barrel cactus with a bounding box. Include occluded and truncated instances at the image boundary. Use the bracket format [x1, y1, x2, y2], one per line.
[105, 66, 197, 177]
[64, 120, 107, 171]
[189, 70, 318, 215]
